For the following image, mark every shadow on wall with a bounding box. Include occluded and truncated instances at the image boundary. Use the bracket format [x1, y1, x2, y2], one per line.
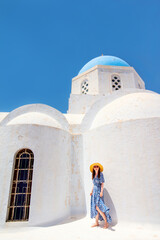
[103, 188, 117, 226]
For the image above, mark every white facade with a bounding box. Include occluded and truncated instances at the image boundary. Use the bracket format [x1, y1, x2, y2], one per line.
[0, 57, 160, 228]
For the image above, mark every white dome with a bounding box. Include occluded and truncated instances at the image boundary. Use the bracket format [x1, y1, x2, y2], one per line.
[0, 104, 69, 131]
[7, 112, 63, 129]
[91, 92, 160, 129]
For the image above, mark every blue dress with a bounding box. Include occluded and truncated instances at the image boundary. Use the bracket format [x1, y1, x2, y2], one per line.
[90, 172, 112, 223]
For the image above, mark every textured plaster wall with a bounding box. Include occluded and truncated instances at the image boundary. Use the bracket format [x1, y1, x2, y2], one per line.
[0, 124, 71, 226]
[70, 134, 86, 216]
[71, 66, 144, 96]
[68, 89, 153, 115]
[97, 67, 136, 93]
[71, 68, 99, 95]
[0, 83, 160, 230]
[83, 118, 160, 225]
[68, 65, 146, 115]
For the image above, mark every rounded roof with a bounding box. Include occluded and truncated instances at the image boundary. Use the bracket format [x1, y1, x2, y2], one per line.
[0, 104, 70, 131]
[78, 55, 130, 75]
[90, 92, 160, 129]
[7, 112, 63, 129]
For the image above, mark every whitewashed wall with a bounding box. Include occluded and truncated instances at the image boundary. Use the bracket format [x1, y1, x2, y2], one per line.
[83, 118, 160, 225]
[68, 65, 146, 114]
[71, 65, 144, 96]
[81, 92, 160, 225]
[0, 104, 72, 227]
[70, 134, 86, 216]
[1, 88, 160, 229]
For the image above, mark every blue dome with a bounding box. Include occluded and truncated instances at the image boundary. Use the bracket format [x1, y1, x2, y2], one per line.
[78, 55, 130, 75]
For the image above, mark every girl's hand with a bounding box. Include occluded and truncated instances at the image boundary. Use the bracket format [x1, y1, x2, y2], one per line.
[100, 191, 103, 197]
[90, 190, 93, 196]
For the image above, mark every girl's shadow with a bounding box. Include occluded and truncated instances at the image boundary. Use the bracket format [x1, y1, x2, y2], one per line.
[102, 188, 118, 229]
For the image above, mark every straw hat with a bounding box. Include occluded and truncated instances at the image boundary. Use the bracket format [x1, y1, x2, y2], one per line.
[90, 162, 103, 172]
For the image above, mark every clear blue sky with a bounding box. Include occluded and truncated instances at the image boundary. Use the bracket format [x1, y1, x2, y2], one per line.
[0, 0, 159, 113]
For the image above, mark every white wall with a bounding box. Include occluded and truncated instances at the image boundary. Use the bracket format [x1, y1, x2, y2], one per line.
[0, 104, 73, 227]
[0, 124, 71, 227]
[71, 65, 144, 96]
[68, 65, 145, 114]
[71, 68, 99, 95]
[70, 134, 86, 216]
[83, 118, 160, 225]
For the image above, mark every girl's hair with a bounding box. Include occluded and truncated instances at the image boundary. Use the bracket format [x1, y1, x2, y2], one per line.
[92, 167, 100, 180]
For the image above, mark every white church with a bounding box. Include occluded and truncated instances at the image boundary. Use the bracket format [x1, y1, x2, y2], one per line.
[0, 55, 160, 228]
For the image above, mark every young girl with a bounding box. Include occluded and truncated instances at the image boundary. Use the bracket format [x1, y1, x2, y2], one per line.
[90, 162, 112, 229]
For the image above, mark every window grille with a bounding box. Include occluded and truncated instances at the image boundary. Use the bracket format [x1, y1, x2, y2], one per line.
[7, 149, 34, 221]
[81, 80, 89, 94]
[111, 75, 121, 91]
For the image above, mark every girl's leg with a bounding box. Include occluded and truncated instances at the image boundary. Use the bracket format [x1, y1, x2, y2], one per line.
[91, 211, 99, 227]
[96, 206, 109, 228]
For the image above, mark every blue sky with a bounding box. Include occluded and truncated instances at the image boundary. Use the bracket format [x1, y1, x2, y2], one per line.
[0, 0, 159, 113]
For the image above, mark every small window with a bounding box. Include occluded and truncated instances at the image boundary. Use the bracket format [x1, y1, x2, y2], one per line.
[7, 149, 34, 221]
[81, 80, 89, 94]
[111, 75, 121, 91]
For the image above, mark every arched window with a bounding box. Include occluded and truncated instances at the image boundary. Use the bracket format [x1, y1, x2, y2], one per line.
[7, 149, 34, 221]
[81, 80, 89, 94]
[111, 74, 121, 91]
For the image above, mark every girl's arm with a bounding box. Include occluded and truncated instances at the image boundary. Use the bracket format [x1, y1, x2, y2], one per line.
[100, 182, 104, 193]
[100, 172, 105, 194]
[92, 183, 94, 192]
